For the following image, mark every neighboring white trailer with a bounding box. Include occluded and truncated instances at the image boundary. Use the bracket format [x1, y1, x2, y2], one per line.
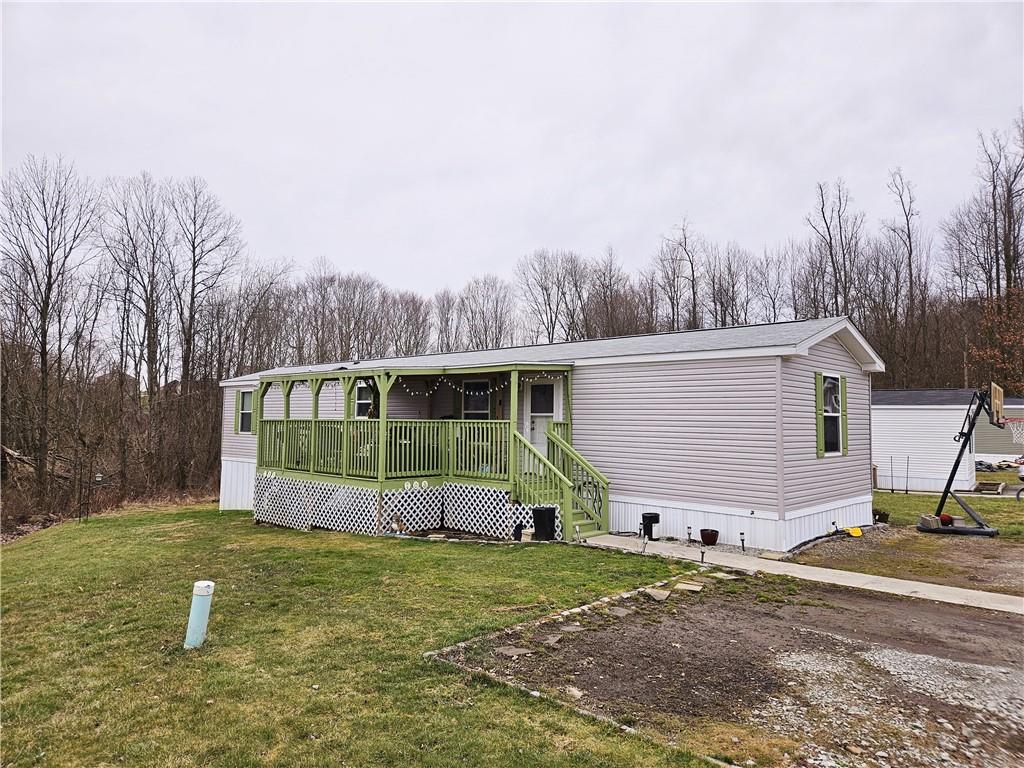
[871, 390, 977, 493]
[975, 402, 1024, 462]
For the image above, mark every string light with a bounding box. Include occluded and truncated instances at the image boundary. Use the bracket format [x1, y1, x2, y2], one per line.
[394, 372, 561, 398]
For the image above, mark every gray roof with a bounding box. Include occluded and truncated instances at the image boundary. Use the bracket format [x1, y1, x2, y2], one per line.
[873, 389, 980, 407]
[222, 316, 868, 384]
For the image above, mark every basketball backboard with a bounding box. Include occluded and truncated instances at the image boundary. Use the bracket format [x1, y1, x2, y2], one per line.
[989, 382, 1004, 427]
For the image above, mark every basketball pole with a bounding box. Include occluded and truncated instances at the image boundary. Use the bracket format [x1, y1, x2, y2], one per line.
[935, 390, 989, 519]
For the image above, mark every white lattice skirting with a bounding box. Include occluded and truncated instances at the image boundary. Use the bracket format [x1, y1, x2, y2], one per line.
[252, 473, 562, 540]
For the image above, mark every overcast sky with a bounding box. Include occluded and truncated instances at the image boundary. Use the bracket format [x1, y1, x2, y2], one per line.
[3, 2, 1022, 293]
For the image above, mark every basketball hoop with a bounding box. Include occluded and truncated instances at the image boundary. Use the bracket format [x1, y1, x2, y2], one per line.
[1005, 417, 1024, 445]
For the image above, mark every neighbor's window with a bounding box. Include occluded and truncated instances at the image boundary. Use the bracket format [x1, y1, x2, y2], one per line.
[239, 390, 254, 433]
[822, 375, 842, 454]
[463, 381, 490, 420]
[355, 382, 374, 418]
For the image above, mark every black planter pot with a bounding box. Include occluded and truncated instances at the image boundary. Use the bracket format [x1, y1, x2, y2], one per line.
[699, 528, 719, 546]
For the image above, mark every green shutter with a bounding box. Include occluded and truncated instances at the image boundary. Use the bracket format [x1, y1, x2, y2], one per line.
[234, 390, 241, 434]
[814, 372, 824, 458]
[252, 388, 259, 435]
[840, 375, 848, 456]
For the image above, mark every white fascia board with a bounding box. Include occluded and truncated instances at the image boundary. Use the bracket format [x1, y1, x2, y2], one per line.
[568, 344, 800, 367]
[795, 318, 886, 373]
[220, 377, 260, 388]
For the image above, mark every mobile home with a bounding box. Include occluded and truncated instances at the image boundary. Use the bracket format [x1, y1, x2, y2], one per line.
[871, 389, 978, 493]
[219, 316, 884, 551]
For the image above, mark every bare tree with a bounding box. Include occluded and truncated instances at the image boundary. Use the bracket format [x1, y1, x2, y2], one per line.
[516, 249, 566, 343]
[1, 156, 99, 499]
[459, 275, 517, 349]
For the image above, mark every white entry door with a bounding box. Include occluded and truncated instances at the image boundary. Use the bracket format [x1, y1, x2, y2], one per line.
[525, 379, 560, 453]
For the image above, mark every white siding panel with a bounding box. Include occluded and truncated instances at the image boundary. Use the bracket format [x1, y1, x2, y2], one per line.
[781, 337, 873, 510]
[221, 386, 257, 461]
[219, 457, 256, 510]
[571, 357, 780, 511]
[871, 406, 976, 492]
[780, 496, 872, 550]
[606, 492, 872, 551]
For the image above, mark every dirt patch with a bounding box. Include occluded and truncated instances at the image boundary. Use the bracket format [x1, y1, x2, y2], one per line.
[793, 525, 1024, 596]
[434, 574, 1024, 768]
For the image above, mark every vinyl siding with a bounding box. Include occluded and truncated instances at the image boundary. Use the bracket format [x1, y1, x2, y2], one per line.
[221, 385, 257, 462]
[781, 336, 872, 510]
[570, 357, 780, 511]
[871, 406, 975, 492]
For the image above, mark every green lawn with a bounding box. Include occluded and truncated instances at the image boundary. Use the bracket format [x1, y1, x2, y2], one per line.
[1, 505, 703, 768]
[872, 491, 1024, 540]
[975, 468, 1022, 486]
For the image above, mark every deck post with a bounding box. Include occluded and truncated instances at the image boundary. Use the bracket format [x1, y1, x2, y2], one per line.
[508, 370, 519, 493]
[375, 373, 394, 482]
[282, 380, 294, 467]
[310, 377, 324, 474]
[565, 369, 573, 441]
[342, 377, 356, 478]
[255, 381, 271, 466]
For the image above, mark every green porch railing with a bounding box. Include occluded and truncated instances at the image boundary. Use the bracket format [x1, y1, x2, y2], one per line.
[313, 419, 346, 475]
[346, 420, 378, 478]
[387, 420, 446, 477]
[449, 420, 509, 481]
[546, 427, 609, 532]
[284, 419, 313, 472]
[258, 420, 286, 468]
[549, 420, 571, 443]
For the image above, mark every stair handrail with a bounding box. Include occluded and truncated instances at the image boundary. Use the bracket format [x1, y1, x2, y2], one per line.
[545, 429, 610, 485]
[546, 428, 609, 532]
[511, 430, 572, 489]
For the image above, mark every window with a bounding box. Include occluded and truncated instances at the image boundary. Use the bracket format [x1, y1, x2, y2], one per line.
[815, 373, 846, 457]
[355, 382, 374, 418]
[530, 383, 555, 415]
[238, 390, 254, 434]
[463, 381, 490, 420]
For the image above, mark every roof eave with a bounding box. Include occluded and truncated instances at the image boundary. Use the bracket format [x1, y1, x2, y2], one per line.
[795, 318, 886, 373]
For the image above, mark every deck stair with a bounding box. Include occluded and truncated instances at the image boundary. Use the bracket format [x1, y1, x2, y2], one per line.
[511, 428, 609, 539]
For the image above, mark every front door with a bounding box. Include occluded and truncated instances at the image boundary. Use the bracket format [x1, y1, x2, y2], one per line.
[525, 379, 558, 453]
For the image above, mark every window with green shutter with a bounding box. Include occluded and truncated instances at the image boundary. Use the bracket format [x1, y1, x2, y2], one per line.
[239, 391, 254, 434]
[815, 372, 844, 457]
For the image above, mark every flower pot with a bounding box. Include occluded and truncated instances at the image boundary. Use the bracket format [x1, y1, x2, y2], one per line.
[699, 528, 719, 546]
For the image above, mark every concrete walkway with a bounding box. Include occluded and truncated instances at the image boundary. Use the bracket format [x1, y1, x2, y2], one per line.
[585, 534, 1024, 616]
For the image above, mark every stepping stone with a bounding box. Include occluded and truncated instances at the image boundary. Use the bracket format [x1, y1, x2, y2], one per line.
[673, 581, 704, 593]
[495, 646, 533, 658]
[539, 634, 562, 647]
[645, 588, 671, 602]
[564, 686, 584, 700]
[560, 623, 586, 633]
[606, 606, 632, 618]
[709, 572, 740, 580]
[758, 551, 788, 561]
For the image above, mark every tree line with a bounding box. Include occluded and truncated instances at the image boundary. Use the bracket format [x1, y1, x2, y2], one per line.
[2, 116, 1021, 528]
